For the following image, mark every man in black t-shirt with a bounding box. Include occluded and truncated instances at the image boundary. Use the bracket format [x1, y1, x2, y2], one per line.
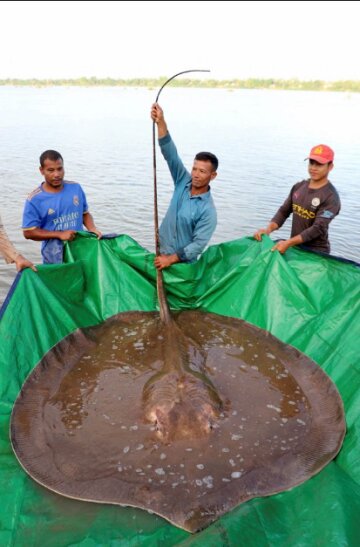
[254, 144, 341, 254]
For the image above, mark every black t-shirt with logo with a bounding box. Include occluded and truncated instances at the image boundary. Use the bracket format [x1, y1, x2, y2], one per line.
[271, 179, 341, 253]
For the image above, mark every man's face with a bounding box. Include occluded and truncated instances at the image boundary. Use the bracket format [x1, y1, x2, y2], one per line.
[40, 158, 65, 189]
[308, 159, 333, 182]
[191, 160, 217, 192]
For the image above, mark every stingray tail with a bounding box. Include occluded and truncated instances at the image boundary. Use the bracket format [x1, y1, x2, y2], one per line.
[157, 270, 172, 324]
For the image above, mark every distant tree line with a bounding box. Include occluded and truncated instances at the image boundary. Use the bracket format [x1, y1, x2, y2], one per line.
[0, 77, 359, 92]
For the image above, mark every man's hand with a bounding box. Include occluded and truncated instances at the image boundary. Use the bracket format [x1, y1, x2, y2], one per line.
[154, 253, 180, 270]
[83, 212, 102, 239]
[254, 222, 278, 241]
[253, 228, 268, 241]
[150, 103, 168, 138]
[90, 228, 102, 239]
[271, 233, 303, 254]
[15, 254, 37, 272]
[271, 240, 291, 254]
[151, 103, 164, 123]
[58, 230, 77, 241]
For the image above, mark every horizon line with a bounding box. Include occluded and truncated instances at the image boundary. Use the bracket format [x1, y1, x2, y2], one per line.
[0, 76, 359, 93]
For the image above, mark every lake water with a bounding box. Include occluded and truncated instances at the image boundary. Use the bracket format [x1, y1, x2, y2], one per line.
[0, 86, 359, 303]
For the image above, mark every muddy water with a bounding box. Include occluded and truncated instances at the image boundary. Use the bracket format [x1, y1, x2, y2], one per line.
[11, 311, 345, 532]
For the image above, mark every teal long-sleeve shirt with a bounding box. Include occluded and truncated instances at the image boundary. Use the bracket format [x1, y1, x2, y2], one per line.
[158, 133, 217, 263]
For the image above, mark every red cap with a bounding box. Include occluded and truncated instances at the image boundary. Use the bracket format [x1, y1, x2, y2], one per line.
[307, 144, 334, 164]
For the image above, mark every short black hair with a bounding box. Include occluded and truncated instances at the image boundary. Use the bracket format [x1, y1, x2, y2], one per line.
[195, 151, 218, 172]
[39, 150, 63, 167]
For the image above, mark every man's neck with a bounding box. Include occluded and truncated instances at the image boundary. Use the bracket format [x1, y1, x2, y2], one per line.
[42, 181, 64, 193]
[190, 185, 210, 196]
[308, 177, 329, 190]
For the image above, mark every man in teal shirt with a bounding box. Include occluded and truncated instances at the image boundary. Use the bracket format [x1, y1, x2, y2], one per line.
[151, 103, 218, 270]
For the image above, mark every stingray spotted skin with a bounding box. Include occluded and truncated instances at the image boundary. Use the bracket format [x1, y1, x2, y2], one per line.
[10, 311, 345, 533]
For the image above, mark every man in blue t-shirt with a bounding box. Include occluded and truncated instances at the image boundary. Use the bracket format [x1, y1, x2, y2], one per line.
[151, 103, 219, 270]
[22, 150, 101, 263]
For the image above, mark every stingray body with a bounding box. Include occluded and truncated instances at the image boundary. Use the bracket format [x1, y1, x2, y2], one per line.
[142, 315, 225, 442]
[10, 310, 345, 533]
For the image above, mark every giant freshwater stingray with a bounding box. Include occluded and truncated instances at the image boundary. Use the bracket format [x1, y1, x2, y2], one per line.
[10, 73, 345, 532]
[10, 308, 345, 532]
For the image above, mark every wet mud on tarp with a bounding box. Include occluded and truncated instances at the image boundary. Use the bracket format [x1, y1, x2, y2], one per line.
[1, 234, 359, 545]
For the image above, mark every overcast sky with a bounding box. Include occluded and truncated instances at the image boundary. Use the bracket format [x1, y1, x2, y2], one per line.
[1, 0, 359, 81]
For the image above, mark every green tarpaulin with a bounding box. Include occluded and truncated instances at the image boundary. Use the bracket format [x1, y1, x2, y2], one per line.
[1, 233, 359, 546]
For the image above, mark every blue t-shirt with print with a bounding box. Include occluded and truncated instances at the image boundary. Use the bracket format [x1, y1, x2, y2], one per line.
[22, 181, 89, 263]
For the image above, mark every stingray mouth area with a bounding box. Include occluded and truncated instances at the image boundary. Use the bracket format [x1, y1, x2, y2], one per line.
[142, 372, 224, 441]
[145, 397, 221, 442]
